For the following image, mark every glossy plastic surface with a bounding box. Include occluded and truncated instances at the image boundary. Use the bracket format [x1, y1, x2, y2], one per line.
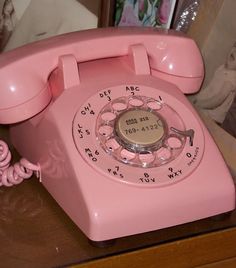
[0, 27, 204, 124]
[0, 27, 234, 242]
[8, 45, 235, 242]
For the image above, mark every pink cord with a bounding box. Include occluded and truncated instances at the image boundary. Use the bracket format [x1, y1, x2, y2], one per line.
[0, 140, 40, 187]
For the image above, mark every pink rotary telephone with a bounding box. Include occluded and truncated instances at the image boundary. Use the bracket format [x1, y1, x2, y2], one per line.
[0, 27, 235, 242]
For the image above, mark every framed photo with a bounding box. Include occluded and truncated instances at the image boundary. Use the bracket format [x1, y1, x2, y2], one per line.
[115, 0, 177, 29]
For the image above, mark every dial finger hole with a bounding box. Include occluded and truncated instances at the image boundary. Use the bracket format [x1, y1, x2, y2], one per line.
[120, 149, 136, 161]
[139, 152, 155, 164]
[105, 139, 120, 151]
[98, 125, 113, 137]
[129, 98, 144, 107]
[156, 147, 171, 160]
[147, 101, 162, 110]
[101, 112, 116, 121]
[167, 136, 183, 149]
[112, 102, 127, 111]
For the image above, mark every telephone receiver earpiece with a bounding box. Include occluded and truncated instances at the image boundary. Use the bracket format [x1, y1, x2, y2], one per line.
[0, 27, 204, 124]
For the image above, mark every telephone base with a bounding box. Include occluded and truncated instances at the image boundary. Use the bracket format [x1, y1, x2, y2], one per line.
[88, 210, 234, 247]
[5, 28, 235, 242]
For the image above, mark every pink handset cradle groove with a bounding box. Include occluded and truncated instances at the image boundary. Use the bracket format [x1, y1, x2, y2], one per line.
[0, 27, 235, 243]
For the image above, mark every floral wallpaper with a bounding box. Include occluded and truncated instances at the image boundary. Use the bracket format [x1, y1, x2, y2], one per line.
[115, 0, 176, 28]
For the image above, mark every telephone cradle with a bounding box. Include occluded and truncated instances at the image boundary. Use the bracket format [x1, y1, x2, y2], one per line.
[0, 27, 235, 243]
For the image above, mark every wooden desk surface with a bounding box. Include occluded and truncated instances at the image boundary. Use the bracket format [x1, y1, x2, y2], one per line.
[0, 177, 236, 268]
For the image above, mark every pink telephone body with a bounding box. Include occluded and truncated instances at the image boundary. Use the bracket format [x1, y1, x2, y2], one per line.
[0, 27, 235, 242]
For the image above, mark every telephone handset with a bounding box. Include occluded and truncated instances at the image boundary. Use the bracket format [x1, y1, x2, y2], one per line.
[0, 27, 203, 124]
[0, 27, 235, 242]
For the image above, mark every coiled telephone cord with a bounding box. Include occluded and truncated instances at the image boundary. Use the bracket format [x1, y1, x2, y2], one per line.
[0, 140, 40, 187]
